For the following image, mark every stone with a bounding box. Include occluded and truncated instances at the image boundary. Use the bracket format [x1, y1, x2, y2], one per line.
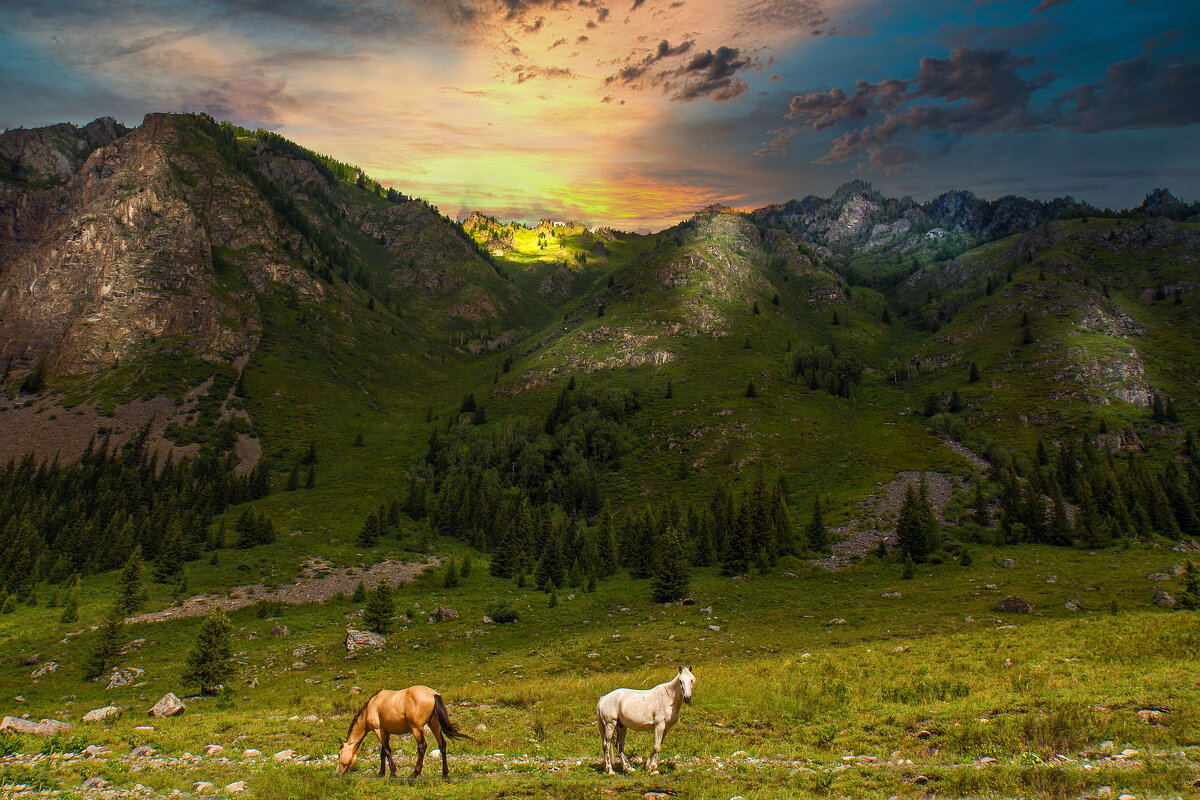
[30, 660, 59, 679]
[681, 598, 695, 605]
[892, 645, 910, 653]
[1146, 572, 1172, 581]
[83, 705, 122, 723]
[708, 625, 721, 632]
[130, 745, 156, 758]
[474, 723, 487, 732]
[291, 662, 307, 670]
[271, 624, 289, 637]
[106, 666, 145, 690]
[1170, 563, 1186, 576]
[1136, 709, 1165, 724]
[243, 749, 262, 758]
[21, 654, 40, 665]
[203, 744, 225, 755]
[1064, 599, 1083, 612]
[345, 629, 386, 652]
[427, 607, 459, 623]
[0, 716, 73, 736]
[83, 745, 107, 758]
[192, 782, 216, 793]
[827, 618, 848, 625]
[481, 616, 494, 624]
[1153, 588, 1176, 608]
[1002, 558, 1016, 568]
[997, 595, 1033, 614]
[81, 776, 108, 789]
[1172, 539, 1200, 553]
[273, 749, 294, 761]
[881, 591, 902, 598]
[1046, 575, 1057, 583]
[148, 692, 186, 718]
[225, 781, 247, 793]
[301, 715, 320, 723]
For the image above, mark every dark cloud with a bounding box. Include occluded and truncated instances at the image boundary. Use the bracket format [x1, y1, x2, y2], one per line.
[669, 46, 754, 101]
[549, 36, 568, 48]
[754, 126, 794, 156]
[787, 78, 908, 129]
[604, 39, 694, 85]
[1141, 27, 1191, 52]
[1054, 50, 1200, 132]
[858, 145, 913, 176]
[512, 64, 577, 83]
[630, 0, 645, 9]
[1031, 0, 1069, 14]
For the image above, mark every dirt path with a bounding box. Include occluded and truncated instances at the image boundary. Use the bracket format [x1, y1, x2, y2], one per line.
[810, 471, 967, 571]
[126, 557, 438, 624]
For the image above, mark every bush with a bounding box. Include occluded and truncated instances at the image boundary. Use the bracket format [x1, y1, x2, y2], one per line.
[486, 599, 518, 624]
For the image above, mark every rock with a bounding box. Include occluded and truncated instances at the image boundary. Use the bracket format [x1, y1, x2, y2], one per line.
[681, 598, 695, 605]
[984, 584, 998, 590]
[130, 745, 156, 758]
[997, 595, 1033, 614]
[1136, 709, 1165, 724]
[1153, 588, 1176, 607]
[1064, 599, 1083, 612]
[147, 693, 186, 718]
[1170, 563, 1186, 576]
[892, 645, 910, 653]
[291, 662, 307, 670]
[481, 616, 494, 624]
[225, 781, 247, 793]
[0, 716, 73, 736]
[30, 660, 59, 679]
[1172, 539, 1200, 553]
[273, 749, 294, 761]
[913, 775, 929, 785]
[243, 749, 262, 758]
[203, 744, 225, 755]
[83, 705, 122, 723]
[1117, 795, 1135, 800]
[1002, 558, 1016, 568]
[1146, 572, 1172, 581]
[474, 723, 487, 732]
[301, 715, 320, 723]
[427, 607, 459, 623]
[83, 745, 108, 758]
[428, 749, 441, 759]
[881, 591, 902, 598]
[731, 750, 749, 758]
[21, 654, 40, 666]
[827, 618, 848, 625]
[345, 629, 386, 652]
[106, 666, 145, 690]
[192, 782, 216, 793]
[1046, 575, 1057, 583]
[82, 776, 108, 789]
[121, 638, 151, 653]
[271, 624, 289, 637]
[708, 625, 721, 632]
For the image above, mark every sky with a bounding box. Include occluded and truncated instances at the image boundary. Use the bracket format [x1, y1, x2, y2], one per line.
[1, 0, 1197, 231]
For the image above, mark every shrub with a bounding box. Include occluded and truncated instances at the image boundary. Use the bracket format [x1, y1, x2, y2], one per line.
[486, 599, 518, 624]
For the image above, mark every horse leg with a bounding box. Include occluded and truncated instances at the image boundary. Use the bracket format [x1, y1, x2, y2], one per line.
[375, 730, 390, 778]
[647, 722, 666, 775]
[616, 725, 633, 773]
[429, 715, 449, 778]
[410, 728, 427, 778]
[598, 713, 617, 775]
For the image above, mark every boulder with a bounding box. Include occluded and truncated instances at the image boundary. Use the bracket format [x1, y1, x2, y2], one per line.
[997, 596, 1033, 614]
[1153, 588, 1176, 608]
[30, 661, 58, 679]
[106, 666, 145, 690]
[1172, 539, 1200, 553]
[243, 749, 262, 758]
[273, 749, 294, 761]
[427, 607, 459, 623]
[225, 781, 247, 793]
[130, 744, 156, 758]
[1146, 572, 1172, 581]
[1064, 599, 1083, 612]
[81, 776, 108, 789]
[271, 624, 289, 637]
[481, 616, 494, 624]
[827, 618, 848, 625]
[203, 744, 225, 756]
[1002, 558, 1016, 568]
[192, 781, 216, 792]
[82, 705, 122, 723]
[1136, 709, 1165, 724]
[345, 629, 386, 652]
[83, 745, 108, 758]
[147, 692, 186, 718]
[1, 716, 74, 736]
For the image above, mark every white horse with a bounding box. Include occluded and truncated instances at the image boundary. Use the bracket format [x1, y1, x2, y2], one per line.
[596, 666, 695, 775]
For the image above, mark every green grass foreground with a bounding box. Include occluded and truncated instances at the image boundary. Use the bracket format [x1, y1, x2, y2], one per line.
[2, 542, 1198, 798]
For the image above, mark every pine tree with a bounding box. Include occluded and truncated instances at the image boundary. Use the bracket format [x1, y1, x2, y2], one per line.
[752, 300, 761, 315]
[286, 464, 300, 491]
[362, 580, 395, 635]
[901, 552, 916, 580]
[745, 381, 757, 398]
[722, 504, 753, 576]
[115, 545, 149, 616]
[772, 293, 780, 307]
[881, 308, 891, 325]
[1152, 394, 1166, 423]
[652, 526, 690, 603]
[1178, 560, 1199, 611]
[831, 310, 840, 325]
[60, 587, 79, 623]
[897, 483, 937, 561]
[353, 432, 364, 447]
[83, 608, 125, 681]
[460, 553, 472, 580]
[305, 464, 316, 489]
[805, 496, 829, 553]
[443, 557, 460, 588]
[154, 522, 186, 582]
[968, 361, 980, 384]
[181, 608, 235, 694]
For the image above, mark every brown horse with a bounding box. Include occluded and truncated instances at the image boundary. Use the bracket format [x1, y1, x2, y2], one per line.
[335, 685, 472, 778]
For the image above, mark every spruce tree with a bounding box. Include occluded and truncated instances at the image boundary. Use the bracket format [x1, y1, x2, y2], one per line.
[1152, 394, 1166, 423]
[154, 522, 186, 583]
[805, 496, 829, 553]
[901, 552, 916, 580]
[896, 482, 938, 561]
[722, 504, 753, 575]
[745, 381, 757, 398]
[460, 553, 472, 580]
[652, 526, 690, 603]
[1178, 560, 1199, 611]
[351, 580, 367, 603]
[305, 464, 316, 489]
[181, 608, 235, 694]
[968, 361, 980, 384]
[115, 545, 149, 616]
[60, 586, 79, 623]
[443, 557, 460, 588]
[286, 464, 300, 491]
[362, 580, 395, 635]
[83, 608, 125, 681]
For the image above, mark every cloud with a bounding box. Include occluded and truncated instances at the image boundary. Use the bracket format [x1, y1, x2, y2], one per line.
[1054, 50, 1200, 132]
[737, 0, 828, 34]
[668, 46, 754, 101]
[604, 38, 694, 85]
[754, 125, 795, 156]
[1031, 0, 1069, 14]
[787, 78, 908, 129]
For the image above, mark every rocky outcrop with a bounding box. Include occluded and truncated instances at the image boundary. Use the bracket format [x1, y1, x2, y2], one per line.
[345, 629, 386, 652]
[147, 693, 186, 718]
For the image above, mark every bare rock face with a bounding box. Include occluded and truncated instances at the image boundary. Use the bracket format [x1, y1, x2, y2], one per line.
[345, 629, 386, 652]
[147, 692, 186, 718]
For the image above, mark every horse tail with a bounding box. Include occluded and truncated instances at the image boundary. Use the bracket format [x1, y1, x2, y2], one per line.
[433, 694, 475, 742]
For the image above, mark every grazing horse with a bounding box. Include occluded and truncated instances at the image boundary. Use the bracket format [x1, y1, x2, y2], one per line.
[335, 685, 472, 778]
[597, 666, 695, 775]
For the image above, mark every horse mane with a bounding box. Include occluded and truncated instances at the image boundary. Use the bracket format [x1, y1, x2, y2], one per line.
[346, 690, 383, 740]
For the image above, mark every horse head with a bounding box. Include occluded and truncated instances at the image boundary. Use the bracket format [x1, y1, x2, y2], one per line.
[334, 738, 358, 776]
[678, 665, 696, 704]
